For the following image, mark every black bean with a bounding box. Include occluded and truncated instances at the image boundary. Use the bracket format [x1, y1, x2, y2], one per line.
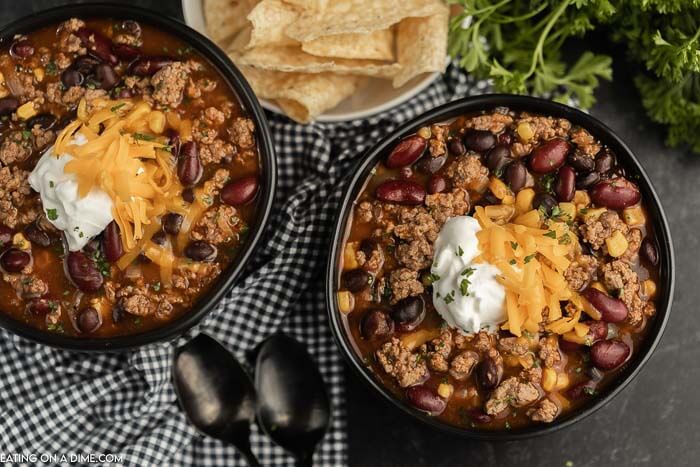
[567, 151, 595, 173]
[112, 303, 125, 323]
[0, 97, 19, 116]
[576, 171, 600, 189]
[361, 310, 394, 340]
[25, 113, 57, 131]
[24, 223, 51, 247]
[27, 298, 51, 315]
[447, 138, 466, 156]
[115, 20, 142, 37]
[504, 161, 527, 192]
[72, 54, 101, 74]
[342, 269, 373, 293]
[77, 307, 101, 333]
[185, 241, 217, 262]
[479, 192, 500, 206]
[532, 193, 558, 216]
[414, 155, 446, 174]
[595, 149, 616, 175]
[463, 130, 496, 153]
[478, 356, 503, 389]
[497, 131, 513, 146]
[61, 68, 84, 87]
[485, 144, 512, 174]
[1, 248, 30, 273]
[95, 63, 118, 90]
[163, 213, 184, 235]
[641, 238, 659, 266]
[151, 230, 166, 246]
[182, 188, 195, 203]
[390, 296, 425, 332]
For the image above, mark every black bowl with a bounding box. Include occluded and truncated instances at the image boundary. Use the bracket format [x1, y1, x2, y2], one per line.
[326, 94, 674, 439]
[0, 4, 276, 351]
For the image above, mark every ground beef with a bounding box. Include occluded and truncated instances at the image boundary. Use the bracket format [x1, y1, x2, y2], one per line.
[579, 210, 628, 250]
[200, 139, 235, 166]
[230, 117, 255, 149]
[46, 83, 85, 106]
[57, 18, 86, 55]
[420, 330, 452, 372]
[391, 206, 440, 271]
[355, 243, 385, 274]
[5, 274, 48, 299]
[190, 205, 244, 245]
[449, 350, 479, 380]
[472, 331, 494, 353]
[193, 121, 218, 145]
[498, 336, 530, 357]
[622, 228, 642, 261]
[600, 260, 654, 325]
[388, 268, 423, 304]
[428, 124, 448, 157]
[202, 107, 225, 126]
[424, 189, 470, 226]
[538, 336, 561, 368]
[0, 166, 37, 228]
[117, 287, 155, 316]
[521, 366, 543, 384]
[355, 201, 374, 223]
[186, 77, 217, 99]
[83, 88, 108, 112]
[151, 62, 190, 107]
[527, 398, 559, 423]
[396, 238, 432, 271]
[0, 131, 32, 165]
[200, 168, 231, 200]
[445, 155, 489, 193]
[511, 114, 571, 157]
[564, 254, 597, 291]
[31, 125, 56, 149]
[113, 33, 141, 46]
[54, 52, 72, 70]
[463, 112, 514, 133]
[376, 337, 429, 388]
[570, 127, 601, 157]
[485, 376, 540, 415]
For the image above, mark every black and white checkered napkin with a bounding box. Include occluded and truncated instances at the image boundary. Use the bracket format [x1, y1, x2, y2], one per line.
[0, 66, 486, 466]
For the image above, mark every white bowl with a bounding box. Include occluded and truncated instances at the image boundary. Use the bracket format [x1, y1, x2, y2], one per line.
[182, 0, 439, 122]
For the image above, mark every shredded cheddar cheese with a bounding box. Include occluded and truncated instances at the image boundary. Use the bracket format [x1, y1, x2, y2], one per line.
[474, 206, 590, 337]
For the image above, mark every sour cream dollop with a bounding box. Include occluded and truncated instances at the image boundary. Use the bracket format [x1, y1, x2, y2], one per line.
[431, 216, 506, 334]
[28, 134, 113, 251]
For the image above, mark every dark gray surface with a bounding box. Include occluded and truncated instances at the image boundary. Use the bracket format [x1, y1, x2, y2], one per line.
[0, 2, 697, 466]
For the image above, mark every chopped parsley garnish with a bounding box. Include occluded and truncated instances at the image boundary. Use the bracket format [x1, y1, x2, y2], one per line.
[45, 61, 57, 75]
[133, 132, 156, 142]
[579, 208, 589, 215]
[134, 317, 143, 327]
[524, 254, 536, 264]
[49, 180, 55, 188]
[443, 290, 455, 304]
[152, 281, 162, 292]
[425, 273, 441, 285]
[509, 259, 517, 265]
[558, 233, 571, 245]
[46, 208, 58, 221]
[505, 421, 511, 430]
[460, 278, 471, 296]
[461, 267, 475, 277]
[111, 102, 127, 112]
[540, 174, 555, 193]
[583, 386, 597, 396]
[21, 130, 32, 140]
[47, 323, 64, 333]
[510, 241, 518, 250]
[544, 230, 557, 239]
[92, 249, 111, 278]
[456, 245, 464, 257]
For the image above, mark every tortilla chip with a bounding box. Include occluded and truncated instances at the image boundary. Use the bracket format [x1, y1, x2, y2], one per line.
[284, 0, 445, 42]
[393, 6, 449, 88]
[237, 46, 401, 78]
[302, 28, 395, 61]
[204, 0, 258, 45]
[236, 65, 362, 123]
[282, 0, 329, 9]
[247, 0, 299, 49]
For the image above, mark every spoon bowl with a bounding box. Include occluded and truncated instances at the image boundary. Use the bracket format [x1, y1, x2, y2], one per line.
[173, 334, 260, 466]
[255, 334, 332, 467]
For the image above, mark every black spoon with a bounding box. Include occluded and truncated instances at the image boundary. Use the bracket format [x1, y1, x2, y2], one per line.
[255, 333, 332, 467]
[172, 334, 261, 467]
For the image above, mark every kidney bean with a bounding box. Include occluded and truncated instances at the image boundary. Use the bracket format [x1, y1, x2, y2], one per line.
[182, 188, 195, 203]
[151, 230, 167, 246]
[479, 192, 500, 206]
[587, 320, 609, 343]
[162, 213, 184, 236]
[112, 43, 141, 61]
[427, 175, 447, 194]
[497, 131, 514, 146]
[415, 155, 446, 174]
[0, 97, 19, 116]
[361, 310, 394, 340]
[77, 307, 102, 333]
[590, 177, 641, 210]
[0, 225, 13, 249]
[10, 40, 34, 58]
[177, 141, 203, 186]
[583, 288, 629, 323]
[1, 248, 30, 273]
[448, 138, 465, 156]
[165, 128, 181, 156]
[61, 68, 84, 88]
[595, 149, 616, 174]
[27, 298, 51, 315]
[24, 223, 51, 248]
[529, 138, 570, 174]
[65, 251, 103, 292]
[76, 28, 117, 65]
[485, 144, 512, 174]
[590, 339, 630, 370]
[129, 56, 173, 76]
[465, 408, 492, 424]
[115, 20, 142, 37]
[532, 193, 558, 216]
[505, 161, 527, 192]
[95, 63, 118, 90]
[463, 130, 496, 153]
[567, 381, 596, 400]
[390, 296, 426, 332]
[640, 238, 659, 266]
[342, 269, 373, 293]
[576, 171, 600, 189]
[478, 355, 503, 390]
[375, 180, 426, 206]
[406, 386, 446, 415]
[554, 166, 576, 202]
[25, 113, 57, 131]
[567, 151, 595, 173]
[386, 135, 427, 168]
[102, 221, 123, 263]
[559, 337, 582, 352]
[221, 176, 259, 206]
[185, 241, 217, 262]
[73, 54, 101, 74]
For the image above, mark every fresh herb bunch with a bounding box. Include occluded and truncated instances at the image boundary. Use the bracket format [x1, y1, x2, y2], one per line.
[447, 0, 615, 108]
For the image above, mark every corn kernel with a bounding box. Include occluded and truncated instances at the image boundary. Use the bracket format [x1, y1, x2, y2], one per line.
[606, 230, 629, 257]
[484, 204, 515, 224]
[489, 177, 510, 200]
[514, 209, 542, 228]
[579, 207, 606, 222]
[643, 279, 657, 299]
[622, 206, 645, 226]
[166, 111, 181, 130]
[558, 202, 576, 221]
[343, 242, 359, 271]
[400, 328, 440, 351]
[16, 101, 37, 120]
[542, 368, 557, 392]
[437, 383, 454, 399]
[573, 190, 591, 206]
[517, 122, 534, 141]
[417, 126, 431, 139]
[337, 291, 354, 314]
[33, 67, 45, 82]
[515, 188, 536, 214]
[180, 119, 193, 142]
[555, 373, 570, 390]
[148, 110, 166, 134]
[12, 232, 29, 250]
